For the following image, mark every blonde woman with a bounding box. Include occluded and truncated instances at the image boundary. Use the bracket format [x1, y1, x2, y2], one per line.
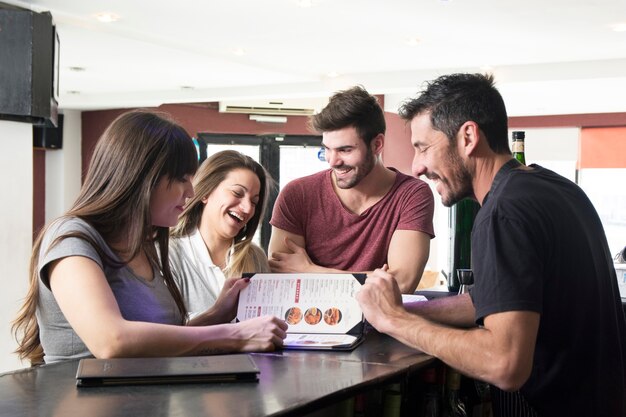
[170, 150, 271, 318]
[13, 112, 286, 365]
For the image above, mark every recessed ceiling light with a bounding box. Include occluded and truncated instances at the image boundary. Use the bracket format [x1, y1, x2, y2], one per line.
[611, 22, 626, 32]
[94, 12, 120, 23]
[68, 66, 86, 72]
[232, 48, 246, 56]
[66, 91, 81, 95]
[405, 37, 421, 47]
[326, 71, 339, 78]
[297, 0, 313, 8]
[180, 86, 194, 90]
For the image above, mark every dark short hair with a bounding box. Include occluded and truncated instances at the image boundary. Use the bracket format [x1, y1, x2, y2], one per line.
[399, 73, 510, 154]
[310, 85, 385, 145]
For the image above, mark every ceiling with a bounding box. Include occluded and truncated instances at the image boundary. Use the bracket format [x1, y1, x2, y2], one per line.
[5, 0, 626, 116]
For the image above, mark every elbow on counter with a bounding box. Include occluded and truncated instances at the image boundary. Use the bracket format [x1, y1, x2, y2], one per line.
[86, 328, 133, 359]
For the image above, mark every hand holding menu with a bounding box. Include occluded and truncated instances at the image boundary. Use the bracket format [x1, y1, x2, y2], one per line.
[237, 273, 367, 350]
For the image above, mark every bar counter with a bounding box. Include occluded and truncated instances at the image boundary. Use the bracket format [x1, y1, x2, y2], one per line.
[0, 331, 435, 417]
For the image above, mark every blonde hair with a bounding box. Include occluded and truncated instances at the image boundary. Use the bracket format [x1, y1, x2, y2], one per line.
[172, 150, 272, 276]
[13, 110, 197, 365]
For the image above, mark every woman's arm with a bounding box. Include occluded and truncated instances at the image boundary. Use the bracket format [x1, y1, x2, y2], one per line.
[49, 256, 287, 358]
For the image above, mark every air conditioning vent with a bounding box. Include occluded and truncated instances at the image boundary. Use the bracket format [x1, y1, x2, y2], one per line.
[219, 98, 328, 116]
[219, 103, 315, 116]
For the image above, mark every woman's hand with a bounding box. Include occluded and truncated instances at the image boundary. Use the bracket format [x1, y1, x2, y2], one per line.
[213, 277, 249, 321]
[232, 316, 288, 352]
[188, 278, 249, 326]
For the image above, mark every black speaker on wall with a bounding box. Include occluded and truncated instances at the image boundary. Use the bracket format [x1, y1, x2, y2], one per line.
[0, 6, 59, 126]
[33, 113, 63, 149]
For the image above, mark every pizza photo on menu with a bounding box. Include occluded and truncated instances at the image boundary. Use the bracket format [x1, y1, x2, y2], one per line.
[236, 273, 367, 351]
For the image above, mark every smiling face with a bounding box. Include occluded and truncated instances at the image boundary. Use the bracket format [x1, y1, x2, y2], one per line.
[200, 168, 261, 240]
[322, 126, 377, 189]
[410, 113, 473, 207]
[150, 174, 194, 227]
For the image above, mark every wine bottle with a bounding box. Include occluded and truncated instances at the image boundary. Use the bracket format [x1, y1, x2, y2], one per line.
[442, 367, 467, 417]
[448, 199, 480, 292]
[511, 131, 526, 165]
[420, 367, 442, 417]
[382, 383, 402, 417]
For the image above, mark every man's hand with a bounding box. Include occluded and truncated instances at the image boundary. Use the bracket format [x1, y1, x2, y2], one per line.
[356, 266, 406, 333]
[269, 237, 316, 273]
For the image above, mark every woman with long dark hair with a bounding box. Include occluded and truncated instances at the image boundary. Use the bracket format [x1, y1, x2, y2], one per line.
[13, 111, 286, 365]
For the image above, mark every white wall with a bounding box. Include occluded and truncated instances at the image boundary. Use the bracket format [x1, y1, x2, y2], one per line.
[45, 110, 82, 222]
[0, 120, 33, 373]
[0, 112, 81, 373]
[578, 169, 626, 257]
[519, 127, 579, 182]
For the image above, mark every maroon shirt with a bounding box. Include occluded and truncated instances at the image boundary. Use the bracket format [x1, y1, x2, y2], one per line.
[270, 168, 434, 271]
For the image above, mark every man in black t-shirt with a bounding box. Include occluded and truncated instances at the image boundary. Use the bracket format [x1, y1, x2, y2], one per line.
[357, 73, 626, 417]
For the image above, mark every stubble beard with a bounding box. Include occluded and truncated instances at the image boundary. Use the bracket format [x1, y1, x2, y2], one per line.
[334, 148, 376, 190]
[441, 145, 474, 207]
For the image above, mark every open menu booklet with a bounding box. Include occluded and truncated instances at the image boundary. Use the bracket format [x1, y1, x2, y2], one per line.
[237, 273, 367, 350]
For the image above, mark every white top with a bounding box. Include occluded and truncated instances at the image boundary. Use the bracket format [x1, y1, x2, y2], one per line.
[169, 228, 228, 318]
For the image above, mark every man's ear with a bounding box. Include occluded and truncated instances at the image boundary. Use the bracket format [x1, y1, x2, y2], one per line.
[459, 121, 480, 157]
[370, 133, 385, 155]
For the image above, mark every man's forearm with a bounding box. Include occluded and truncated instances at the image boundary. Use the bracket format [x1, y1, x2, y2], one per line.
[404, 293, 476, 328]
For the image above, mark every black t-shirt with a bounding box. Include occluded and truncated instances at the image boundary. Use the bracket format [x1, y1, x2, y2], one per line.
[470, 160, 626, 417]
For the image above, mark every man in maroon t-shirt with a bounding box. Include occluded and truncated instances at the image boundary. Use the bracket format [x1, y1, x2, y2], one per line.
[268, 86, 434, 293]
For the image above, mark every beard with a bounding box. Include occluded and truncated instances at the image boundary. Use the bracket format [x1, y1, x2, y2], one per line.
[334, 147, 376, 189]
[440, 145, 474, 207]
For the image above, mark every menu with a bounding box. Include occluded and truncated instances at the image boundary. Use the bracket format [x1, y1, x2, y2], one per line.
[237, 273, 367, 350]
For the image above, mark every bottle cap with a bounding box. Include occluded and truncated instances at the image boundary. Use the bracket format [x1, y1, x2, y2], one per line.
[512, 131, 525, 140]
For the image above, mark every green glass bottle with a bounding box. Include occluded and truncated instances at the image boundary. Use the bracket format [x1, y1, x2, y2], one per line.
[448, 199, 480, 292]
[442, 367, 468, 417]
[512, 131, 526, 165]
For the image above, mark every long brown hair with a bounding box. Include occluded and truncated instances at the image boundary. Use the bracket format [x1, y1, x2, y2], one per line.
[172, 150, 272, 276]
[13, 110, 197, 365]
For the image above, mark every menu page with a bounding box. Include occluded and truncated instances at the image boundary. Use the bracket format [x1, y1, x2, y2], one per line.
[283, 333, 359, 349]
[237, 273, 364, 341]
